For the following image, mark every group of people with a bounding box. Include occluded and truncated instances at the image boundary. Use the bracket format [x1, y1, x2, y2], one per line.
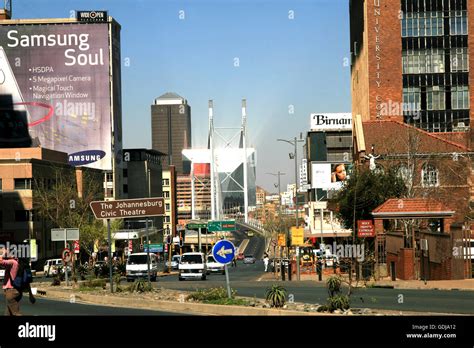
[0, 249, 36, 316]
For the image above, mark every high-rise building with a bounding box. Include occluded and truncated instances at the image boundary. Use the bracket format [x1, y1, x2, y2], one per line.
[350, 0, 474, 146]
[151, 93, 191, 175]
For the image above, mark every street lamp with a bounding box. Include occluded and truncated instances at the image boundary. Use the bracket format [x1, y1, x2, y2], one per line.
[277, 136, 304, 281]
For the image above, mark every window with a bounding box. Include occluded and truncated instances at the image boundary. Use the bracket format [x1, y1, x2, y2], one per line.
[164, 216, 170, 223]
[397, 164, 412, 185]
[162, 179, 170, 187]
[451, 86, 470, 110]
[165, 203, 170, 211]
[450, 11, 468, 35]
[163, 191, 170, 198]
[14, 178, 32, 190]
[403, 87, 421, 112]
[402, 11, 443, 38]
[426, 87, 445, 110]
[106, 172, 113, 182]
[123, 169, 128, 178]
[402, 49, 444, 74]
[422, 164, 439, 187]
[451, 48, 469, 72]
[123, 184, 128, 194]
[0, 178, 2, 192]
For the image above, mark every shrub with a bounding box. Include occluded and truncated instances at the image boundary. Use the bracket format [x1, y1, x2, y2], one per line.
[328, 295, 350, 312]
[265, 284, 287, 308]
[127, 279, 153, 293]
[186, 287, 235, 302]
[326, 276, 342, 297]
[80, 279, 106, 289]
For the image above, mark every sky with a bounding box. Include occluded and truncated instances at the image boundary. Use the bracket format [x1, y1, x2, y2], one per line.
[13, 0, 351, 193]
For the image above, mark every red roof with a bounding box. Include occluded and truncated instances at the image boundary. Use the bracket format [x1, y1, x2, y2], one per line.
[362, 120, 470, 154]
[372, 198, 455, 218]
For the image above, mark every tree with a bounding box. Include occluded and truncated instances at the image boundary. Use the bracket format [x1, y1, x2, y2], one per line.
[333, 167, 407, 230]
[33, 166, 109, 257]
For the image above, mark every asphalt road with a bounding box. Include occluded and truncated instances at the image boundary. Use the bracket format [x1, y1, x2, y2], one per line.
[26, 234, 474, 314]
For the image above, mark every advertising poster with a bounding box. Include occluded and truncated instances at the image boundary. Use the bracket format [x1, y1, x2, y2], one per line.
[0, 23, 112, 170]
[310, 113, 352, 131]
[311, 162, 353, 190]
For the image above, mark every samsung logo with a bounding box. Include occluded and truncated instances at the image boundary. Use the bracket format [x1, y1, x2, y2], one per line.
[68, 150, 106, 165]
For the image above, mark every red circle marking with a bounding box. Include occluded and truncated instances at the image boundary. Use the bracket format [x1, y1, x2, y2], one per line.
[13, 102, 54, 127]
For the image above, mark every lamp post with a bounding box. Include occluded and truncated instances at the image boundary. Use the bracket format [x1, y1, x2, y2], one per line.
[277, 137, 304, 281]
[266, 172, 285, 261]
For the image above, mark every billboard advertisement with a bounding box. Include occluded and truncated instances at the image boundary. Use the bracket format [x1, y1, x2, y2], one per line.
[311, 113, 352, 131]
[311, 162, 352, 190]
[0, 23, 113, 170]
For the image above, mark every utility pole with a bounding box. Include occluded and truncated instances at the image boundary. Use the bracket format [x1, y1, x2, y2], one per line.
[277, 136, 304, 281]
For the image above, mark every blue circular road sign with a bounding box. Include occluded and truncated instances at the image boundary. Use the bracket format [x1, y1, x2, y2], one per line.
[212, 240, 236, 265]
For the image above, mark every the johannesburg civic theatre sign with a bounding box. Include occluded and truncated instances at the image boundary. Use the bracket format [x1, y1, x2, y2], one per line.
[90, 197, 165, 219]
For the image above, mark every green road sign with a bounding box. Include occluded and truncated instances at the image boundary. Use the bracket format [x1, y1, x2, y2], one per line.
[186, 222, 207, 230]
[207, 220, 236, 232]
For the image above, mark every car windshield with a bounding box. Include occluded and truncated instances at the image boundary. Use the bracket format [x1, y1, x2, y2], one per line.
[207, 256, 215, 263]
[181, 254, 203, 264]
[172, 256, 181, 261]
[127, 255, 148, 264]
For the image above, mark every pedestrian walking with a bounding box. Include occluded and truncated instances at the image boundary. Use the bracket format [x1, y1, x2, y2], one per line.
[0, 251, 36, 316]
[263, 255, 269, 272]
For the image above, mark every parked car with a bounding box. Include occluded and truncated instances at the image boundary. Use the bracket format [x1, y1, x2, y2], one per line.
[178, 252, 207, 281]
[126, 253, 159, 282]
[243, 255, 256, 264]
[237, 252, 245, 260]
[43, 258, 70, 277]
[206, 255, 225, 275]
[165, 255, 181, 270]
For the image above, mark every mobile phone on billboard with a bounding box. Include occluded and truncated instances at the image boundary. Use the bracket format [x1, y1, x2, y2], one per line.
[0, 46, 30, 117]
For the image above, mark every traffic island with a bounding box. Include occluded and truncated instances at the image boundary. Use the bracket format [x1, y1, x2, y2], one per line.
[33, 283, 453, 316]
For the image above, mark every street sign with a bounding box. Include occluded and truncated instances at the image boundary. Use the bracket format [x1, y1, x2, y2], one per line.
[357, 220, 375, 238]
[212, 240, 236, 265]
[207, 220, 236, 232]
[90, 197, 165, 220]
[186, 222, 207, 230]
[73, 240, 80, 254]
[51, 228, 80, 241]
[291, 227, 305, 246]
[144, 244, 163, 253]
[278, 233, 286, 247]
[128, 240, 133, 251]
[62, 248, 72, 263]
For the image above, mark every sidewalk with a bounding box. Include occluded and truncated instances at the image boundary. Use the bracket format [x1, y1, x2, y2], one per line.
[258, 270, 474, 291]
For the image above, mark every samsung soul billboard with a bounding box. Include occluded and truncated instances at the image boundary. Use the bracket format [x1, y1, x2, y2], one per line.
[0, 23, 113, 170]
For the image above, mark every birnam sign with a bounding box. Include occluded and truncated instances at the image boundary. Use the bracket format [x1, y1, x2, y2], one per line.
[90, 197, 165, 219]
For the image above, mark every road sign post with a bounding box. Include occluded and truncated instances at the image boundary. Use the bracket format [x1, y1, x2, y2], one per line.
[90, 197, 166, 293]
[212, 240, 236, 299]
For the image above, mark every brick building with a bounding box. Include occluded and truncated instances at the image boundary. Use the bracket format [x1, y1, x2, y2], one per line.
[350, 0, 474, 142]
[0, 147, 103, 262]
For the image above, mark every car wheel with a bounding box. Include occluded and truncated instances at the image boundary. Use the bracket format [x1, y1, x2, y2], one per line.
[221, 270, 225, 275]
[179, 277, 184, 281]
[201, 275, 207, 280]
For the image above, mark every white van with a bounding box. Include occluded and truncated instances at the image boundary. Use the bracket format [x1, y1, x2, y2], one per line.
[44, 259, 62, 277]
[179, 252, 207, 281]
[126, 253, 159, 282]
